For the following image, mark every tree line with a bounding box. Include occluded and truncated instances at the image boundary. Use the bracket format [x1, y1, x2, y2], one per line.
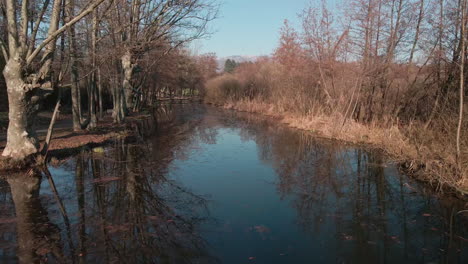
[205, 0, 468, 192]
[0, 0, 219, 161]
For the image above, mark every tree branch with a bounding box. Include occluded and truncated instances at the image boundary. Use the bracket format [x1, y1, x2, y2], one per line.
[27, 0, 106, 66]
[20, 0, 29, 53]
[26, 0, 51, 58]
[5, 0, 18, 57]
[0, 39, 9, 60]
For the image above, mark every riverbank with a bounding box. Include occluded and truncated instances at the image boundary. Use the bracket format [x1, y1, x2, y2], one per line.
[0, 111, 156, 171]
[1, 103, 465, 263]
[219, 99, 468, 198]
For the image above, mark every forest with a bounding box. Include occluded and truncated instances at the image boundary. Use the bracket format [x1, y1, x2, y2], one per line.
[0, 0, 218, 160]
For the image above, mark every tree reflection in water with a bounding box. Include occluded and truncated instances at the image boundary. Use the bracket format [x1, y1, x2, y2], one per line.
[214, 111, 468, 263]
[0, 103, 466, 263]
[7, 171, 65, 263]
[0, 103, 217, 263]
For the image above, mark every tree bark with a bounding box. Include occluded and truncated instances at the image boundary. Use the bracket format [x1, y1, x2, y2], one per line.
[98, 68, 103, 118]
[121, 50, 134, 112]
[2, 59, 39, 160]
[113, 62, 125, 123]
[457, 0, 466, 167]
[89, 8, 99, 129]
[66, 0, 82, 131]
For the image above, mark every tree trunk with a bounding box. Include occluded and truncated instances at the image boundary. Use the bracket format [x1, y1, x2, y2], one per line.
[71, 82, 81, 131]
[113, 62, 125, 123]
[89, 79, 97, 128]
[89, 8, 99, 129]
[121, 50, 134, 112]
[66, 0, 81, 131]
[457, 0, 466, 167]
[98, 68, 103, 118]
[2, 59, 39, 160]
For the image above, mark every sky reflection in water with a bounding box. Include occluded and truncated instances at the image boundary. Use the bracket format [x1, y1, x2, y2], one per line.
[0, 103, 467, 263]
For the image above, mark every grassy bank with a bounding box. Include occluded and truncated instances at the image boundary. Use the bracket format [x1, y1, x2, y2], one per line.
[204, 59, 468, 197]
[219, 99, 467, 196]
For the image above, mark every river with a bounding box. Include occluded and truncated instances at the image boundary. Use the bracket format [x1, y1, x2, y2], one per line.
[0, 103, 467, 263]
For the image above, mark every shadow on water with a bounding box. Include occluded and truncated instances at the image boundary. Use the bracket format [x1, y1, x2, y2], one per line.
[0, 103, 467, 263]
[0, 103, 217, 263]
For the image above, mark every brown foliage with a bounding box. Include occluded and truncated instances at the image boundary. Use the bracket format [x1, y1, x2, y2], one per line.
[202, 0, 468, 194]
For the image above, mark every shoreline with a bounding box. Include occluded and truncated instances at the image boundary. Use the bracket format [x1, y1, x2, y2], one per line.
[217, 100, 468, 199]
[1, 102, 466, 199]
[0, 112, 156, 172]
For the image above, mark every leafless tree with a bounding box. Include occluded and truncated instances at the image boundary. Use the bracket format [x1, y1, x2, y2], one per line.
[0, 0, 105, 160]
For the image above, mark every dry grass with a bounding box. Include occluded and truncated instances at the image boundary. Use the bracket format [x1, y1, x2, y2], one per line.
[216, 98, 468, 196]
[224, 99, 468, 194]
[204, 60, 468, 196]
[225, 98, 415, 157]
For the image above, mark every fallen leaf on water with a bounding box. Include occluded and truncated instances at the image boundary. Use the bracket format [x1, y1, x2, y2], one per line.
[422, 213, 431, 217]
[430, 227, 438, 231]
[92, 147, 105, 153]
[254, 225, 270, 234]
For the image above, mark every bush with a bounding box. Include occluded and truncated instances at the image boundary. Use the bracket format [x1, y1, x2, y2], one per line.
[204, 74, 243, 104]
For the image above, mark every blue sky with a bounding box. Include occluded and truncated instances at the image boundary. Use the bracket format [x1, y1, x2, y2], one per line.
[194, 0, 322, 57]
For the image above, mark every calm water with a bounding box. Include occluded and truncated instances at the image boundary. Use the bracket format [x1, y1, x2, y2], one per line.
[0, 103, 467, 263]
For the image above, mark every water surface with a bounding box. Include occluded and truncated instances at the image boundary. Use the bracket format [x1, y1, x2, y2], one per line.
[0, 104, 467, 263]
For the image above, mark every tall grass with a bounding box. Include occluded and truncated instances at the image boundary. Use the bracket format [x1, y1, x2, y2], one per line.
[204, 60, 468, 195]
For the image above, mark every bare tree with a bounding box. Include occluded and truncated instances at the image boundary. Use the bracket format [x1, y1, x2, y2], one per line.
[0, 0, 105, 160]
[105, 0, 217, 122]
[409, 0, 425, 64]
